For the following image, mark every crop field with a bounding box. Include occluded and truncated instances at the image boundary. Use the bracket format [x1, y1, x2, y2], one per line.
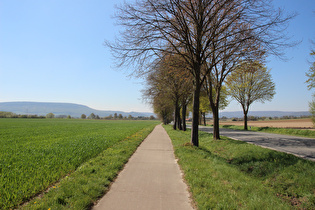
[219, 118, 313, 129]
[0, 118, 158, 209]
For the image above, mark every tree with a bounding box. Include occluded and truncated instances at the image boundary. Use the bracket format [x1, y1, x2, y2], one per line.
[46, 113, 55, 119]
[142, 54, 193, 129]
[114, 113, 118, 119]
[118, 114, 123, 119]
[81, 114, 87, 119]
[198, 86, 229, 127]
[152, 91, 174, 125]
[305, 49, 315, 90]
[309, 99, 315, 125]
[89, 113, 96, 119]
[199, 92, 211, 126]
[226, 61, 275, 130]
[108, 0, 295, 146]
[305, 47, 315, 125]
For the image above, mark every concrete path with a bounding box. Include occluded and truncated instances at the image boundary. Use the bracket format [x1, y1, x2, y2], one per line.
[198, 126, 315, 162]
[93, 125, 194, 210]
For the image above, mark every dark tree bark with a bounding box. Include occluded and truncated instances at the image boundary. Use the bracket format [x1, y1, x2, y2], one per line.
[182, 103, 187, 131]
[242, 104, 249, 130]
[177, 108, 182, 130]
[244, 112, 248, 130]
[191, 81, 201, 147]
[173, 99, 179, 130]
[212, 107, 220, 140]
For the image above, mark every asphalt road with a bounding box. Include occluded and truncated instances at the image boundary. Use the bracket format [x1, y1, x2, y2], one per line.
[196, 126, 315, 162]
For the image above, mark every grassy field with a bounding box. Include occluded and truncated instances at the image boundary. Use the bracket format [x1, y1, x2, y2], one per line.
[164, 125, 315, 209]
[0, 118, 158, 209]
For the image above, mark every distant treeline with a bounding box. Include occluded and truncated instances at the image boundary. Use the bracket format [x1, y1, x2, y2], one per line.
[0, 111, 156, 120]
[81, 113, 156, 120]
[0, 111, 46, 118]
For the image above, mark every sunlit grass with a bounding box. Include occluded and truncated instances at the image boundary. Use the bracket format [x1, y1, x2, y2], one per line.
[21, 124, 157, 210]
[0, 118, 158, 209]
[164, 125, 315, 209]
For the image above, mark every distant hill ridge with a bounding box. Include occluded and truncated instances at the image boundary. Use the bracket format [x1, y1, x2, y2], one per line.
[0, 102, 154, 118]
[0, 102, 310, 118]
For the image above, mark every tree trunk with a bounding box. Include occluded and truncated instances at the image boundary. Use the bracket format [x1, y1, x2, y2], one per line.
[191, 84, 200, 147]
[173, 100, 179, 130]
[177, 106, 182, 130]
[212, 106, 220, 140]
[203, 112, 206, 126]
[243, 109, 248, 130]
[182, 104, 187, 131]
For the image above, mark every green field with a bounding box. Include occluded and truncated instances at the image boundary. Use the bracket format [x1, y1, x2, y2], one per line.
[0, 118, 158, 209]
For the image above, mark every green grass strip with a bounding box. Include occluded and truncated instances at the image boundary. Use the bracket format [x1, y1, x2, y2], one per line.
[221, 124, 315, 138]
[164, 125, 315, 209]
[19, 124, 157, 210]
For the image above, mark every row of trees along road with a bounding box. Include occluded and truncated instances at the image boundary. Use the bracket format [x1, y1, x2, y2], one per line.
[107, 0, 295, 146]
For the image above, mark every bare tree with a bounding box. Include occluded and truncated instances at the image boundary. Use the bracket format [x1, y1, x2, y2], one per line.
[107, 0, 296, 146]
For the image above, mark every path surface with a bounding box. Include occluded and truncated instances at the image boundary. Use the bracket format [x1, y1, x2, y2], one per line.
[197, 126, 315, 162]
[93, 125, 194, 210]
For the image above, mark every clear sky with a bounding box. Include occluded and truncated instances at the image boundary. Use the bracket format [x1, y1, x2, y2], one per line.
[0, 0, 314, 113]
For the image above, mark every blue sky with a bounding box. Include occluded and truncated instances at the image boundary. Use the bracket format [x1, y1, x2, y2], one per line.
[0, 0, 314, 113]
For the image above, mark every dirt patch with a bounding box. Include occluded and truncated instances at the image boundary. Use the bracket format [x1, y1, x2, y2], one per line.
[219, 118, 314, 129]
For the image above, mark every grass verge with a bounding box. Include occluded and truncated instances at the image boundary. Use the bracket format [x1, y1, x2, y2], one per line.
[221, 124, 315, 138]
[164, 125, 315, 209]
[19, 124, 157, 210]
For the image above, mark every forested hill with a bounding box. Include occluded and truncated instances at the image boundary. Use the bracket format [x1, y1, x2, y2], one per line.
[0, 102, 154, 118]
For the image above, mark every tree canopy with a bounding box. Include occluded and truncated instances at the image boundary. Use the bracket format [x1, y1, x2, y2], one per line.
[226, 60, 275, 130]
[306, 49, 315, 91]
[108, 0, 295, 146]
[305, 47, 315, 125]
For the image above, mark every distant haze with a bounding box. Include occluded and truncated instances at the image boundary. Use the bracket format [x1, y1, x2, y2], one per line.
[0, 101, 310, 119]
[0, 102, 155, 118]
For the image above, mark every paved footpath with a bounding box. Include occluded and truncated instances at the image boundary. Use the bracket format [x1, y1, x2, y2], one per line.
[93, 124, 194, 210]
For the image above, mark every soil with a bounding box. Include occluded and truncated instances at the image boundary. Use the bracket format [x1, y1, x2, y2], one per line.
[219, 118, 314, 129]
